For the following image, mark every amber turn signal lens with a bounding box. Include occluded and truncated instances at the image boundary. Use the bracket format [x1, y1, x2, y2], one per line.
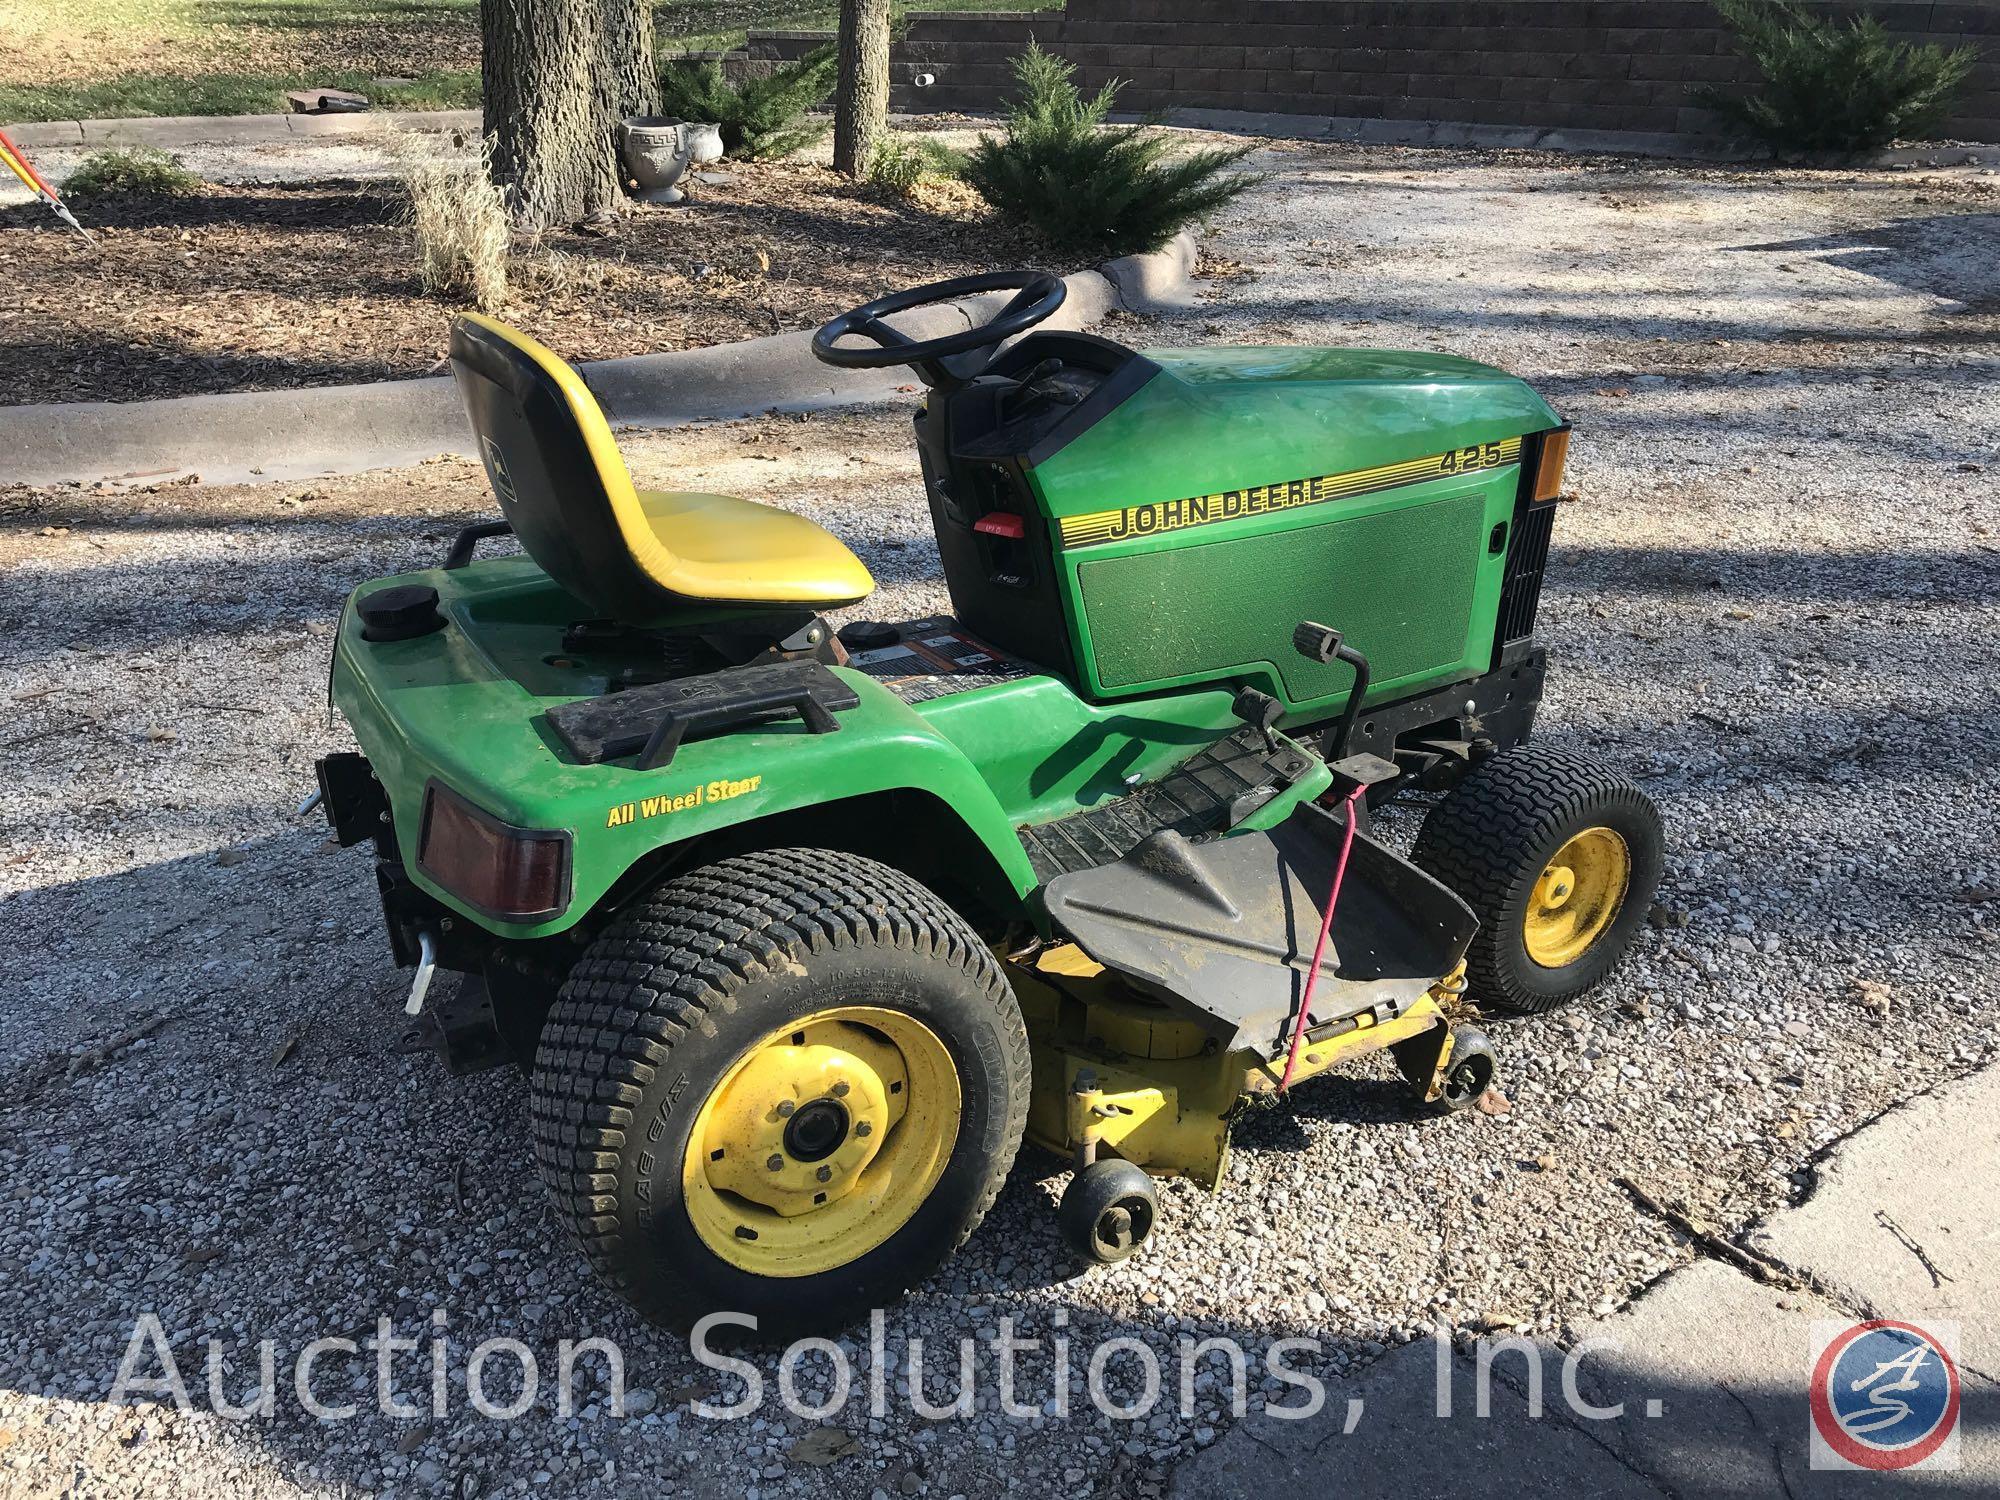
[1530, 425, 1571, 503]
[417, 782, 570, 921]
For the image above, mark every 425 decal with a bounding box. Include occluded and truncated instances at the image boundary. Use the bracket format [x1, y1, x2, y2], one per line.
[1436, 441, 1509, 476]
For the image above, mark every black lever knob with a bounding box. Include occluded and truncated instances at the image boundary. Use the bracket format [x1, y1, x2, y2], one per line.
[1231, 686, 1283, 750]
[1293, 620, 1343, 663]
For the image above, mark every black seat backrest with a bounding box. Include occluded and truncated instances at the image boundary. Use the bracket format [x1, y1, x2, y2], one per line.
[448, 313, 670, 621]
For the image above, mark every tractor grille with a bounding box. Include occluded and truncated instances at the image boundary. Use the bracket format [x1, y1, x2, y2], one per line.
[1076, 490, 1486, 701]
[1497, 502, 1557, 645]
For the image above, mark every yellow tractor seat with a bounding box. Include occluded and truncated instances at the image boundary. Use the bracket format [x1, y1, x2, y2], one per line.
[447, 314, 874, 620]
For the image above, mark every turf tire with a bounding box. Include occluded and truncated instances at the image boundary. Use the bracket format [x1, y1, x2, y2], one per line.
[1411, 746, 1663, 1014]
[530, 848, 1030, 1338]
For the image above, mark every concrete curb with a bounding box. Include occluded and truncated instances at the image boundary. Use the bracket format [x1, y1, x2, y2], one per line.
[1161, 106, 1744, 163]
[0, 233, 1195, 488]
[0, 109, 482, 151]
[12, 103, 1994, 167]
[1158, 106, 2000, 168]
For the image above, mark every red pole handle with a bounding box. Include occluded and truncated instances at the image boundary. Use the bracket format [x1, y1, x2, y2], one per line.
[0, 127, 61, 202]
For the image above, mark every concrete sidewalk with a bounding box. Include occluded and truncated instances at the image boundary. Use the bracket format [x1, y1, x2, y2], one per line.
[1172, 1063, 2000, 1497]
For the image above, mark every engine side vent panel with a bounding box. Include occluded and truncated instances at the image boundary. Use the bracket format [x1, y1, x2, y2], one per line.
[1077, 491, 1487, 705]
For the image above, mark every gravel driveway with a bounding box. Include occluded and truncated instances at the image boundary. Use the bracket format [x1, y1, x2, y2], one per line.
[2, 140, 1997, 1498]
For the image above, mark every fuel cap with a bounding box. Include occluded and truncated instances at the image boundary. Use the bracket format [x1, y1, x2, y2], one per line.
[358, 584, 445, 642]
[836, 621, 899, 652]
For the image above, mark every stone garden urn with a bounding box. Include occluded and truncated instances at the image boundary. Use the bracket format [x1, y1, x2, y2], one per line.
[618, 118, 725, 205]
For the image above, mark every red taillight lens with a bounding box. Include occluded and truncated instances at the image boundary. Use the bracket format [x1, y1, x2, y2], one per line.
[417, 782, 570, 921]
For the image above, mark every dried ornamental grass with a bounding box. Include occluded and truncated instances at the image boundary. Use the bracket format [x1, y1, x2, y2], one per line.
[402, 138, 511, 310]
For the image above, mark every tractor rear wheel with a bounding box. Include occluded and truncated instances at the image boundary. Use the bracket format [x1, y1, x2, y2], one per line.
[530, 848, 1030, 1337]
[1411, 746, 1663, 1014]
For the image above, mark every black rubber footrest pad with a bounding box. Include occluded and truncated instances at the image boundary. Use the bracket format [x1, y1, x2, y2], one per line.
[1016, 727, 1314, 885]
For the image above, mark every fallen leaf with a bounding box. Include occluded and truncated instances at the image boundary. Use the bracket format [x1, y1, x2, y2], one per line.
[272, 1023, 308, 1068]
[1847, 978, 1893, 1010]
[789, 1427, 859, 1466]
[1473, 1087, 1512, 1117]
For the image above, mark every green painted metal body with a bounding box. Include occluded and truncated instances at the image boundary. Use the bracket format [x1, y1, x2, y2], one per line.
[328, 345, 1558, 944]
[1029, 348, 1558, 717]
[330, 557, 1329, 941]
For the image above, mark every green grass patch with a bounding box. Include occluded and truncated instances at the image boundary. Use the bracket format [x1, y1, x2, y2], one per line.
[0, 68, 477, 123]
[63, 146, 201, 198]
[0, 0, 1060, 123]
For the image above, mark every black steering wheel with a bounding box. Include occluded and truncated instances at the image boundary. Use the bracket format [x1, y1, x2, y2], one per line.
[811, 270, 1066, 382]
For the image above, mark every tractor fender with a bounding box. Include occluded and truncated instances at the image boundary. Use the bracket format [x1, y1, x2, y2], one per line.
[389, 667, 1037, 940]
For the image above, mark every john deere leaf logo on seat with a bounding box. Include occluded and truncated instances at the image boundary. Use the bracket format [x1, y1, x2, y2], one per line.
[481, 436, 519, 509]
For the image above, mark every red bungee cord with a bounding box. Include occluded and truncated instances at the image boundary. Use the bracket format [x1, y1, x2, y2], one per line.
[1277, 782, 1366, 1093]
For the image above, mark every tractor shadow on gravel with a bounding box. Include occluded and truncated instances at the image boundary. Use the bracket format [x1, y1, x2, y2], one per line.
[1737, 213, 2000, 314]
[1229, 1077, 1444, 1156]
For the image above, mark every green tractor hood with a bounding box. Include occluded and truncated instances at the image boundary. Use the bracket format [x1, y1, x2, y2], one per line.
[1029, 347, 1561, 520]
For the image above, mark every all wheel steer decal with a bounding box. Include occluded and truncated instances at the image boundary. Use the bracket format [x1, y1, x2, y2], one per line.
[606, 774, 763, 827]
[1057, 437, 1522, 548]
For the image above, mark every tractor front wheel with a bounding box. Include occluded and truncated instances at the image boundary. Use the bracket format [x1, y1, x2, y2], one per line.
[1411, 746, 1663, 1014]
[530, 849, 1030, 1338]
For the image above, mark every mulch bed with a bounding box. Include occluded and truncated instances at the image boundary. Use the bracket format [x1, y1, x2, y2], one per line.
[0, 162, 1061, 407]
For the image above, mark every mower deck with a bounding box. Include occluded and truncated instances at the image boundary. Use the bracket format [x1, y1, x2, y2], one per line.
[1042, 799, 1479, 1055]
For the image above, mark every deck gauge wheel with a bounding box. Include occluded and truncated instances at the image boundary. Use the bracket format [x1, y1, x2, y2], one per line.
[1059, 1159, 1159, 1265]
[1436, 1029, 1498, 1111]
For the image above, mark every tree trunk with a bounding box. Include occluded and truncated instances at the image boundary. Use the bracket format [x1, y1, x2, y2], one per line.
[485, 0, 660, 229]
[833, 0, 891, 177]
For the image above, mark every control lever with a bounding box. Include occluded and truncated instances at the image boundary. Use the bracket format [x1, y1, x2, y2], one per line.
[1231, 686, 1283, 752]
[1000, 357, 1080, 417]
[1294, 621, 1372, 758]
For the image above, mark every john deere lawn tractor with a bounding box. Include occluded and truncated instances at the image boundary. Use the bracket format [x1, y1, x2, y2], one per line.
[312, 271, 1663, 1335]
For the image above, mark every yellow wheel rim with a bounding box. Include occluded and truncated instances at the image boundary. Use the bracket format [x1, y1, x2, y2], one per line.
[681, 1006, 960, 1278]
[1522, 826, 1632, 968]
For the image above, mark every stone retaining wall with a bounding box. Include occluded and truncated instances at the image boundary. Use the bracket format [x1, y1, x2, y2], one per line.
[732, 0, 1999, 144]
